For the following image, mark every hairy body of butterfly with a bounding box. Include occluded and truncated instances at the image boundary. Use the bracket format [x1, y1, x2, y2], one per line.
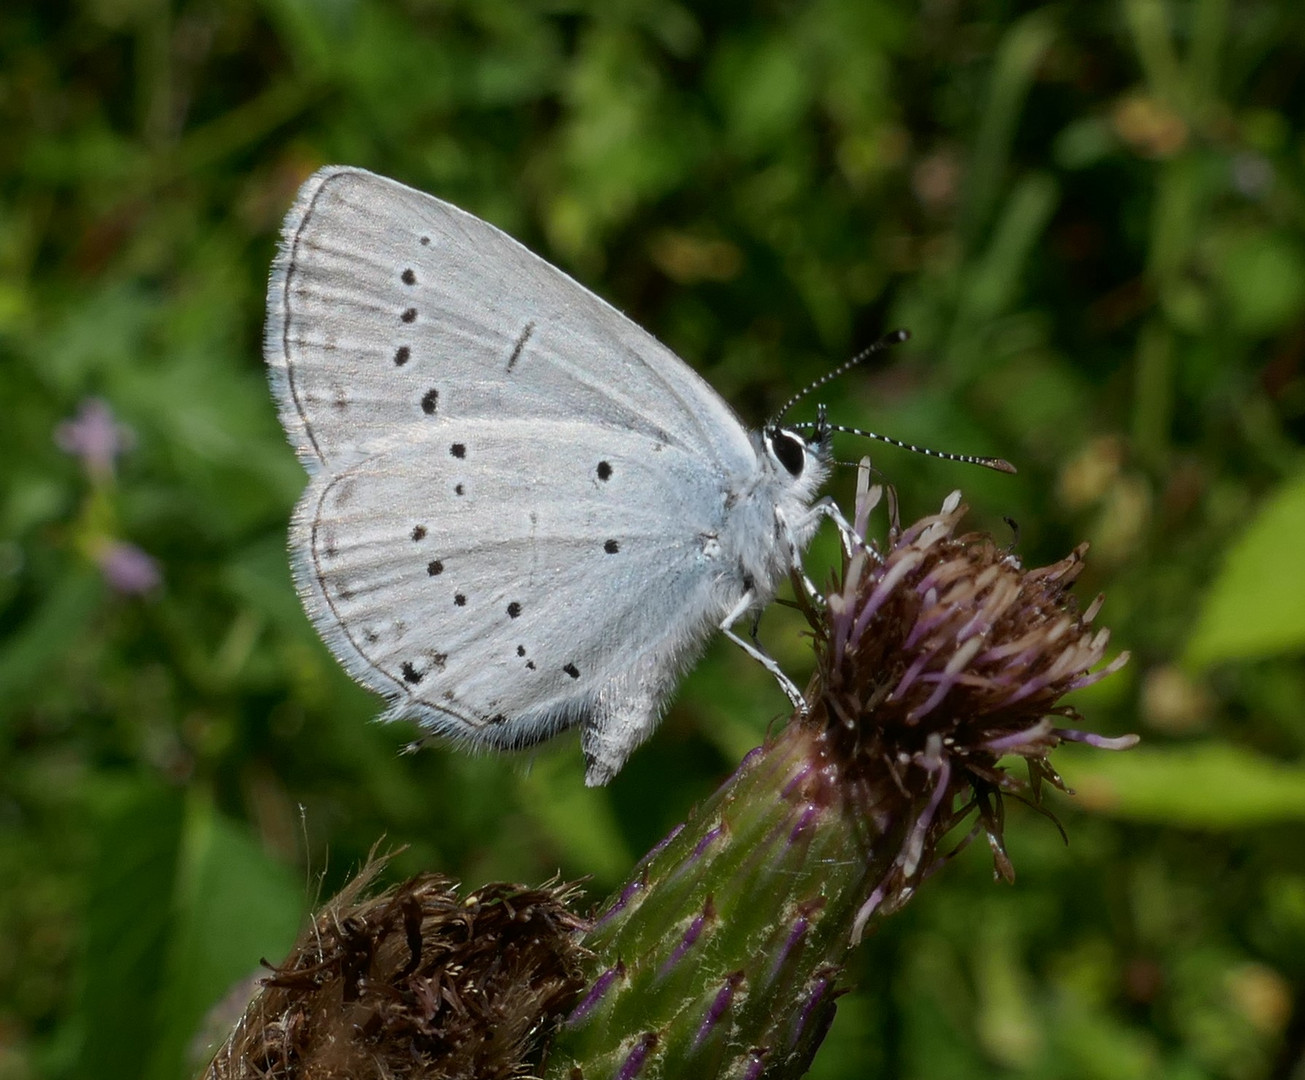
[267, 167, 833, 785]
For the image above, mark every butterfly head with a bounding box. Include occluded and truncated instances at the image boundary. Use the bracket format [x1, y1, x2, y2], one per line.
[761, 402, 832, 504]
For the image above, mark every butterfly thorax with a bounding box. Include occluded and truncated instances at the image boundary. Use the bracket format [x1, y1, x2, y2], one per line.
[715, 427, 830, 610]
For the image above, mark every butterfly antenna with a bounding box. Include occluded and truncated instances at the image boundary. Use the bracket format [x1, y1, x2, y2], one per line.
[774, 329, 912, 422]
[790, 421, 1017, 474]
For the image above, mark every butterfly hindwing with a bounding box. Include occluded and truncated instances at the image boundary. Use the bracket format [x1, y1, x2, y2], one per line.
[293, 417, 733, 755]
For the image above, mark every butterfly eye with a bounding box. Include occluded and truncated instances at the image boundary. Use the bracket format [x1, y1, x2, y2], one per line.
[768, 429, 807, 478]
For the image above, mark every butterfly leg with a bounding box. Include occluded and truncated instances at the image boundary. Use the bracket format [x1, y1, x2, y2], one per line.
[773, 505, 825, 609]
[725, 496, 879, 714]
[775, 498, 871, 614]
[808, 497, 869, 560]
[794, 496, 884, 574]
[720, 592, 808, 713]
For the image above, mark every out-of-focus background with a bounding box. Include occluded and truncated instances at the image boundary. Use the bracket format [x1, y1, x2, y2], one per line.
[3, 1, 1304, 1077]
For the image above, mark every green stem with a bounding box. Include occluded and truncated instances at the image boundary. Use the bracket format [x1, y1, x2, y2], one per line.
[546, 720, 903, 1079]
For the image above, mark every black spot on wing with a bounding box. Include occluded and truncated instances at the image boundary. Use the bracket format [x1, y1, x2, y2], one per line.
[401, 662, 422, 684]
[421, 388, 438, 415]
[506, 321, 535, 372]
[604, 539, 620, 554]
[507, 602, 521, 618]
[401, 307, 417, 323]
[401, 268, 416, 285]
[563, 663, 580, 679]
[451, 443, 466, 458]
[597, 461, 612, 481]
[394, 346, 410, 366]
[411, 525, 427, 541]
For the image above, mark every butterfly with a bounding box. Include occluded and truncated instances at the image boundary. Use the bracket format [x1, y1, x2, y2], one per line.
[267, 166, 907, 784]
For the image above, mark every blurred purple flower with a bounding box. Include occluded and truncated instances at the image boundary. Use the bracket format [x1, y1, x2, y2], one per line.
[55, 398, 134, 477]
[95, 541, 161, 595]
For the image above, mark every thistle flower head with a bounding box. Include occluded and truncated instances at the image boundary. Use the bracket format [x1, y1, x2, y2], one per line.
[805, 473, 1135, 937]
[545, 474, 1135, 1079]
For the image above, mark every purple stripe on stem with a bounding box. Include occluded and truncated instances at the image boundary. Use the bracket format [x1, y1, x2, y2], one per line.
[565, 961, 624, 1026]
[768, 914, 810, 984]
[631, 823, 683, 873]
[789, 803, 818, 842]
[786, 974, 834, 1051]
[691, 824, 724, 860]
[658, 903, 712, 978]
[710, 745, 764, 797]
[592, 876, 646, 931]
[616, 1032, 658, 1079]
[693, 971, 743, 1047]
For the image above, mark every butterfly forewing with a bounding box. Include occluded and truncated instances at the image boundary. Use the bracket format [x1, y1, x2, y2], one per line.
[267, 167, 754, 473]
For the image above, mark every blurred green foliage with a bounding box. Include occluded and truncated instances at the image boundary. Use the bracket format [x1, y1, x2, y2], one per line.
[1, 0, 1303, 1077]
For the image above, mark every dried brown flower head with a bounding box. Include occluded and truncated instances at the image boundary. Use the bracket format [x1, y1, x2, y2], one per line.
[201, 859, 588, 1080]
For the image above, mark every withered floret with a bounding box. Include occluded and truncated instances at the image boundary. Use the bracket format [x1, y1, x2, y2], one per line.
[202, 860, 588, 1080]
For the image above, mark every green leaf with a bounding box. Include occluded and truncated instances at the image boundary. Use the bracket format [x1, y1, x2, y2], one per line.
[1059, 744, 1305, 828]
[69, 778, 303, 1080]
[1186, 471, 1305, 664]
[961, 9, 1056, 247]
[149, 795, 304, 1079]
[73, 780, 185, 1080]
[1212, 230, 1305, 335]
[518, 748, 633, 884]
[0, 568, 102, 705]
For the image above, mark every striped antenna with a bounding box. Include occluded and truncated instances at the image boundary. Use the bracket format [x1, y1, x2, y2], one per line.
[788, 420, 1017, 474]
[773, 329, 911, 422]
